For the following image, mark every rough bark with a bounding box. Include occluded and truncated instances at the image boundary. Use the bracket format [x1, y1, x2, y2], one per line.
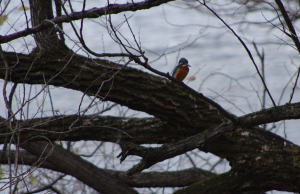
[115, 121, 300, 193]
[0, 150, 215, 188]
[0, 116, 182, 144]
[29, 0, 61, 51]
[2, 48, 300, 194]
[20, 140, 138, 194]
[0, 50, 223, 130]
[1, 102, 300, 144]
[175, 126, 300, 193]
[1, 49, 300, 193]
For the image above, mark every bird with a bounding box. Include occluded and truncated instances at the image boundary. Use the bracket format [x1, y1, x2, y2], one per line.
[171, 58, 190, 86]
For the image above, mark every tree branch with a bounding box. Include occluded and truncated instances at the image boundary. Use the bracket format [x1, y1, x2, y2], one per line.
[0, 116, 180, 144]
[19, 174, 65, 194]
[0, 51, 224, 130]
[1, 102, 300, 144]
[274, 0, 300, 54]
[1, 150, 216, 188]
[20, 141, 138, 194]
[198, 0, 277, 108]
[238, 102, 300, 127]
[117, 122, 233, 175]
[0, 0, 175, 44]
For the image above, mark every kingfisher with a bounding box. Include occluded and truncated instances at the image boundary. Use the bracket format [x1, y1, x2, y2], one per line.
[171, 58, 190, 86]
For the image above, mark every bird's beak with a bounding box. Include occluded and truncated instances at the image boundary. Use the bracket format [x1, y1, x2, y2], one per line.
[187, 64, 191, 67]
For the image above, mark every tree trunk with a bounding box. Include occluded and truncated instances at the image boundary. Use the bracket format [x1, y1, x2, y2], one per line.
[29, 0, 62, 51]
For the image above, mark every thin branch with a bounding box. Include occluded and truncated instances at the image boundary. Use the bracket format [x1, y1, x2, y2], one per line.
[277, 68, 299, 106]
[0, 83, 17, 163]
[67, 0, 74, 13]
[124, 14, 143, 53]
[274, 0, 300, 54]
[54, 0, 65, 43]
[79, 142, 104, 157]
[100, 4, 238, 124]
[184, 153, 197, 168]
[132, 57, 239, 125]
[20, 175, 65, 194]
[198, 0, 276, 108]
[0, 0, 176, 44]
[0, 0, 11, 17]
[253, 41, 267, 129]
[1, 150, 216, 187]
[262, 2, 291, 38]
[20, 140, 138, 194]
[58, 0, 132, 58]
[118, 121, 233, 175]
[208, 88, 246, 115]
[209, 158, 223, 172]
[69, 59, 133, 130]
[289, 66, 300, 103]
[0, 45, 15, 120]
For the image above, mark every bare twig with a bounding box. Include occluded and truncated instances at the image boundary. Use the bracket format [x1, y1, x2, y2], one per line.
[0, 0, 11, 17]
[198, 0, 277, 108]
[262, 2, 291, 38]
[1, 45, 15, 120]
[0, 82, 17, 163]
[253, 42, 266, 111]
[289, 66, 300, 103]
[20, 0, 29, 29]
[209, 158, 223, 172]
[79, 142, 104, 157]
[118, 121, 233, 175]
[124, 14, 143, 53]
[208, 88, 246, 115]
[278, 68, 299, 106]
[105, 13, 239, 124]
[0, 50, 75, 126]
[274, 0, 300, 54]
[20, 174, 66, 194]
[69, 59, 133, 130]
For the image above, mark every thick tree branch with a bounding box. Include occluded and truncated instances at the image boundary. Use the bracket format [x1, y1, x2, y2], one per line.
[0, 0, 299, 193]
[118, 121, 300, 193]
[174, 161, 300, 194]
[238, 102, 300, 127]
[0, 150, 215, 188]
[1, 102, 300, 144]
[20, 141, 138, 194]
[107, 168, 215, 188]
[29, 0, 61, 51]
[0, 150, 59, 171]
[3, 117, 300, 193]
[0, 51, 224, 130]
[0, 116, 180, 144]
[117, 122, 233, 175]
[175, 129, 300, 193]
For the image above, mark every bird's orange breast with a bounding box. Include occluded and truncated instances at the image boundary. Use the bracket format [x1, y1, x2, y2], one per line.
[172, 65, 189, 85]
[174, 65, 189, 81]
